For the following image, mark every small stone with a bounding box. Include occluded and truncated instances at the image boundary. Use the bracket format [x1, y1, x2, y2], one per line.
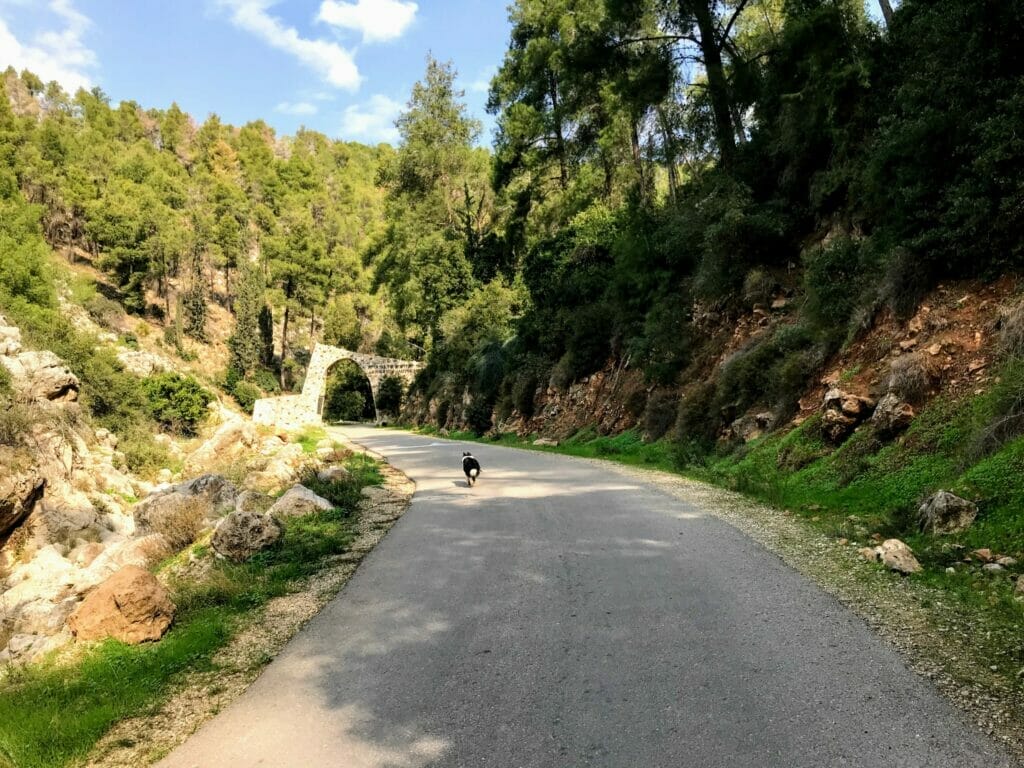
[982, 563, 1004, 573]
[927, 343, 943, 356]
[945, 567, 956, 574]
[877, 539, 922, 575]
[899, 338, 918, 351]
[996, 556, 1017, 567]
[858, 547, 879, 562]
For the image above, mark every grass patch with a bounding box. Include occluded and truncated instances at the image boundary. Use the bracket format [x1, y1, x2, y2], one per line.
[0, 452, 381, 768]
[293, 427, 328, 454]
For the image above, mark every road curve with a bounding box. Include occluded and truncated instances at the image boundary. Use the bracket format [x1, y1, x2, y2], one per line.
[158, 426, 1016, 768]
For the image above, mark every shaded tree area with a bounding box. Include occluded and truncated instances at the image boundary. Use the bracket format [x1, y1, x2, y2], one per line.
[322, 362, 376, 423]
[401, 0, 1024, 437]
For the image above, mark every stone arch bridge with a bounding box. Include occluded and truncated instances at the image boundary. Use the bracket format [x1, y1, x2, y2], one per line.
[253, 344, 423, 429]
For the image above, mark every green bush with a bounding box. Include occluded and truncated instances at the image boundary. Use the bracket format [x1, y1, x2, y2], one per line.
[465, 398, 494, 436]
[231, 381, 261, 413]
[142, 373, 212, 436]
[377, 376, 404, 415]
[642, 390, 678, 441]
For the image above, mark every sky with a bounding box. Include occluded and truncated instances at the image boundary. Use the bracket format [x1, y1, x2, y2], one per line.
[0, 0, 511, 146]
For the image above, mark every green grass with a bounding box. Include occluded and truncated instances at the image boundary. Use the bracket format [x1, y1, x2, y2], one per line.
[293, 427, 328, 454]
[0, 453, 380, 768]
[416, 425, 678, 472]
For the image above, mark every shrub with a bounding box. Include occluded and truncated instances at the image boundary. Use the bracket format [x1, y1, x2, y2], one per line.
[465, 398, 494, 436]
[674, 380, 719, 448]
[116, 424, 172, 476]
[887, 353, 933, 404]
[83, 294, 122, 330]
[377, 376, 404, 415]
[642, 390, 679, 441]
[142, 373, 212, 436]
[253, 368, 280, 394]
[232, 381, 261, 412]
[742, 268, 776, 308]
[803, 236, 869, 337]
[511, 373, 538, 418]
[998, 300, 1024, 359]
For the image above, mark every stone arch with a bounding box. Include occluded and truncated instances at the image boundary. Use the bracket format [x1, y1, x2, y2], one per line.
[253, 344, 423, 428]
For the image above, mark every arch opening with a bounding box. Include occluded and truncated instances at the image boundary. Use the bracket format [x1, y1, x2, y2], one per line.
[321, 359, 375, 423]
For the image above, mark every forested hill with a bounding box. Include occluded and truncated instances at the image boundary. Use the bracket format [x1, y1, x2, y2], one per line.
[2, 0, 1023, 448]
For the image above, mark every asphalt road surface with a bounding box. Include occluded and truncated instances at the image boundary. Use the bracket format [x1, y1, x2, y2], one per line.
[158, 426, 1016, 768]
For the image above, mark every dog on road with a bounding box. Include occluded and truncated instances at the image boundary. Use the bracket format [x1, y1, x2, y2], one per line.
[462, 452, 481, 487]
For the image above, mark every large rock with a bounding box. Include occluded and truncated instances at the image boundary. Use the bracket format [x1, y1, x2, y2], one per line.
[918, 491, 978, 535]
[871, 393, 915, 437]
[821, 388, 875, 442]
[187, 418, 257, 471]
[234, 490, 273, 514]
[877, 539, 922, 575]
[0, 466, 45, 538]
[245, 444, 308, 494]
[68, 565, 175, 644]
[267, 485, 334, 518]
[0, 350, 79, 402]
[134, 474, 237, 549]
[212, 510, 282, 562]
[317, 465, 350, 483]
[0, 318, 22, 356]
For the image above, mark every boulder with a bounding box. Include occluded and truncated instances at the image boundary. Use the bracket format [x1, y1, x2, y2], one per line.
[82, 534, 172, 586]
[0, 466, 45, 538]
[234, 490, 274, 514]
[533, 438, 559, 447]
[212, 510, 282, 562]
[0, 319, 22, 356]
[68, 565, 175, 644]
[187, 418, 257, 470]
[0, 350, 79, 402]
[317, 465, 350, 483]
[877, 539, 922, 575]
[918, 491, 978, 535]
[268, 485, 334, 518]
[134, 475, 237, 549]
[821, 388, 876, 442]
[114, 349, 170, 377]
[871, 393, 915, 437]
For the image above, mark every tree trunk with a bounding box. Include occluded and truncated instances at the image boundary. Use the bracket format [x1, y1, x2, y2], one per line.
[279, 300, 290, 391]
[549, 72, 569, 189]
[630, 118, 646, 193]
[877, 0, 894, 25]
[688, 0, 736, 166]
[657, 107, 678, 202]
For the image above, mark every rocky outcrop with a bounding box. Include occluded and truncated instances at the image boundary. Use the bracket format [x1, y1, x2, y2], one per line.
[186, 417, 258, 472]
[0, 316, 22, 355]
[918, 491, 978, 534]
[728, 411, 775, 443]
[68, 565, 175, 644]
[871, 393, 915, 437]
[0, 465, 45, 539]
[212, 510, 282, 562]
[134, 474, 238, 548]
[244, 443, 308, 494]
[234, 490, 274, 514]
[268, 485, 334, 517]
[0, 350, 80, 402]
[821, 388, 875, 442]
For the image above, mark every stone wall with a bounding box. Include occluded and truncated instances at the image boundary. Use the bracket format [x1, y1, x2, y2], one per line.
[252, 345, 423, 429]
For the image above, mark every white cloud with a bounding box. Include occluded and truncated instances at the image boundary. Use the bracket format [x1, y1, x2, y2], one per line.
[275, 100, 318, 115]
[219, 0, 360, 91]
[0, 0, 96, 92]
[317, 0, 417, 44]
[339, 94, 403, 143]
[469, 66, 496, 94]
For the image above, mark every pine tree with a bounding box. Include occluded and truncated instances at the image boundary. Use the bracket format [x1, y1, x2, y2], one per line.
[227, 261, 266, 376]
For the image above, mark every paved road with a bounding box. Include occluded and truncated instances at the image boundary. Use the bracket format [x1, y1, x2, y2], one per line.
[159, 426, 1016, 768]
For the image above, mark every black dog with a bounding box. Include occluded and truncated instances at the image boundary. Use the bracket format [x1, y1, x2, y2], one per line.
[462, 451, 481, 487]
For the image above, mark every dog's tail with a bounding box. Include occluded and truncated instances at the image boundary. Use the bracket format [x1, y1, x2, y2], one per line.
[469, 468, 479, 479]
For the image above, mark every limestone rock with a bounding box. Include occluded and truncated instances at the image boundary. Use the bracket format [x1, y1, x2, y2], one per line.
[134, 474, 237, 549]
[533, 438, 559, 447]
[871, 393, 915, 437]
[821, 388, 876, 442]
[115, 348, 170, 377]
[68, 565, 175, 644]
[268, 485, 334, 518]
[877, 539, 922, 575]
[234, 490, 274, 514]
[0, 350, 79, 402]
[0, 318, 22, 356]
[918, 491, 978, 535]
[317, 465, 350, 483]
[187, 418, 257, 471]
[212, 510, 282, 562]
[0, 466, 45, 538]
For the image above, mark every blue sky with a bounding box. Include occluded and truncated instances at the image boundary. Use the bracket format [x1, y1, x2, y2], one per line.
[0, 0, 511, 146]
